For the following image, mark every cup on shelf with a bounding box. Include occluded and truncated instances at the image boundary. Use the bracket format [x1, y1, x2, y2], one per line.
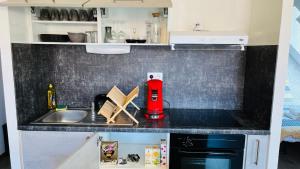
[59, 9, 69, 21]
[39, 8, 50, 20]
[79, 10, 89, 21]
[86, 31, 98, 43]
[50, 8, 60, 21]
[69, 9, 79, 21]
[68, 32, 87, 43]
[88, 8, 97, 21]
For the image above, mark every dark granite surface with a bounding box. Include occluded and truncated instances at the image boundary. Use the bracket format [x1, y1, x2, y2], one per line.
[12, 44, 54, 125]
[18, 109, 270, 135]
[243, 46, 278, 128]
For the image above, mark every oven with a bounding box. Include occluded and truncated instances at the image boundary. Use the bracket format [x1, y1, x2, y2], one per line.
[170, 134, 245, 169]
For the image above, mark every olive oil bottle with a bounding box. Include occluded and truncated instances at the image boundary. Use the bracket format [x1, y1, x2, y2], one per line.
[47, 84, 56, 110]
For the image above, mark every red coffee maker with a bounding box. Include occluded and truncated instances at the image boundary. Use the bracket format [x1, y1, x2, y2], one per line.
[145, 74, 164, 120]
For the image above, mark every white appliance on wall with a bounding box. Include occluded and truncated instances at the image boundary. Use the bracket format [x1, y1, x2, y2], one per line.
[170, 31, 248, 50]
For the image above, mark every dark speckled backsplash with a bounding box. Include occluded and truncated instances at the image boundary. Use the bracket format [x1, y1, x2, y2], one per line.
[12, 44, 277, 127]
[243, 46, 278, 128]
[12, 44, 246, 124]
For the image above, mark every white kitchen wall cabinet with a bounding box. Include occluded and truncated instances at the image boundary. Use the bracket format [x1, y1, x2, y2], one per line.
[245, 135, 269, 169]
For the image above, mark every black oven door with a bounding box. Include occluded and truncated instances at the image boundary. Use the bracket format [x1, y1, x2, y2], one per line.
[170, 134, 245, 169]
[173, 148, 243, 169]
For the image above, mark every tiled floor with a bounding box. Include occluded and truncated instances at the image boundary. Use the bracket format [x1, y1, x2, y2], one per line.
[278, 142, 300, 169]
[0, 154, 11, 169]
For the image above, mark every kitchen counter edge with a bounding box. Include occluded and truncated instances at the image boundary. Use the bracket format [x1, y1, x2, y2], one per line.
[18, 125, 270, 135]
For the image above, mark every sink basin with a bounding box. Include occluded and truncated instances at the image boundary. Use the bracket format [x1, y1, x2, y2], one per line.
[42, 110, 88, 123]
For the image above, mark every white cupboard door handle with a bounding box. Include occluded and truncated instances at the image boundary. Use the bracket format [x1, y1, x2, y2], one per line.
[254, 139, 260, 166]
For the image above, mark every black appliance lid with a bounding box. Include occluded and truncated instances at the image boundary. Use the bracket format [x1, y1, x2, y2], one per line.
[169, 109, 242, 128]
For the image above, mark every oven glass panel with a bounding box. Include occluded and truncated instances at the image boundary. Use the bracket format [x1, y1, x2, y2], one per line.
[181, 157, 231, 169]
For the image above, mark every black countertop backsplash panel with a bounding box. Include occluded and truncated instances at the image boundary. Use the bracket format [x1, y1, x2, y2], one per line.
[12, 44, 55, 124]
[50, 45, 246, 110]
[243, 46, 278, 128]
[12, 44, 277, 128]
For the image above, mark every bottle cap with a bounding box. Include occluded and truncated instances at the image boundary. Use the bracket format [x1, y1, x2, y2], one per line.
[152, 13, 160, 17]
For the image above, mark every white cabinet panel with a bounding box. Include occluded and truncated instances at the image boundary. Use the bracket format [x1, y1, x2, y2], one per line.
[21, 131, 94, 169]
[57, 134, 99, 169]
[245, 135, 269, 169]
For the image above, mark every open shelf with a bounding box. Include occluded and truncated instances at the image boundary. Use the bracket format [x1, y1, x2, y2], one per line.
[98, 133, 169, 169]
[9, 7, 170, 46]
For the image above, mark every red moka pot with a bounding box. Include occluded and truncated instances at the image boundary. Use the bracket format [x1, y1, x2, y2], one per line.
[145, 79, 164, 120]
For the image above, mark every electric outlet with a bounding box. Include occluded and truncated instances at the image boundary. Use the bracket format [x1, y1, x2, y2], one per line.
[147, 72, 163, 81]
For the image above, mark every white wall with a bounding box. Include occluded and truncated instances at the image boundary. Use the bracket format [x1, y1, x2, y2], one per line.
[0, 51, 6, 155]
[248, 0, 283, 45]
[169, 0, 252, 32]
[169, 0, 283, 45]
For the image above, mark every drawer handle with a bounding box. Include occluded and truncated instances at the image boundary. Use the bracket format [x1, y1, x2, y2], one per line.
[254, 139, 260, 166]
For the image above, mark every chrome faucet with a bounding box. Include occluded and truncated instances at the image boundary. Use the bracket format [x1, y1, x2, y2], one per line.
[91, 102, 96, 121]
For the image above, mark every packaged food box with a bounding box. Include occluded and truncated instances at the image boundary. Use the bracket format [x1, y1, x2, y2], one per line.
[160, 139, 167, 168]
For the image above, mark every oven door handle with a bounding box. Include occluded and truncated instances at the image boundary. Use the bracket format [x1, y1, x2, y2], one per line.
[178, 150, 237, 156]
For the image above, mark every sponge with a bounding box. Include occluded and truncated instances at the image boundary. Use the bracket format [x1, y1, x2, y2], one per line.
[56, 105, 67, 111]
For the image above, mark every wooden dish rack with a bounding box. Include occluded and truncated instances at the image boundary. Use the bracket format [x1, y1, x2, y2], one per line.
[97, 86, 140, 124]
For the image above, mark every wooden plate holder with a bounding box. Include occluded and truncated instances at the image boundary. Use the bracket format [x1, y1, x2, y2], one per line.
[98, 86, 140, 124]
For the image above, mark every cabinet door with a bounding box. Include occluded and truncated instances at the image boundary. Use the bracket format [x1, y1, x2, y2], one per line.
[168, 0, 251, 33]
[21, 131, 95, 169]
[245, 135, 269, 169]
[57, 134, 99, 169]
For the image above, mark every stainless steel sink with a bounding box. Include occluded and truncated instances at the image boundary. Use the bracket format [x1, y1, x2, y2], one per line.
[31, 108, 134, 126]
[41, 110, 88, 123]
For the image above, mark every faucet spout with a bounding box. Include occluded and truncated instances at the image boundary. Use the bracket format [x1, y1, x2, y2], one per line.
[91, 102, 96, 121]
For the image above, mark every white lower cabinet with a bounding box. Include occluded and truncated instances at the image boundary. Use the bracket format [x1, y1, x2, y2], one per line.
[244, 135, 269, 169]
[21, 131, 95, 169]
[57, 133, 100, 169]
